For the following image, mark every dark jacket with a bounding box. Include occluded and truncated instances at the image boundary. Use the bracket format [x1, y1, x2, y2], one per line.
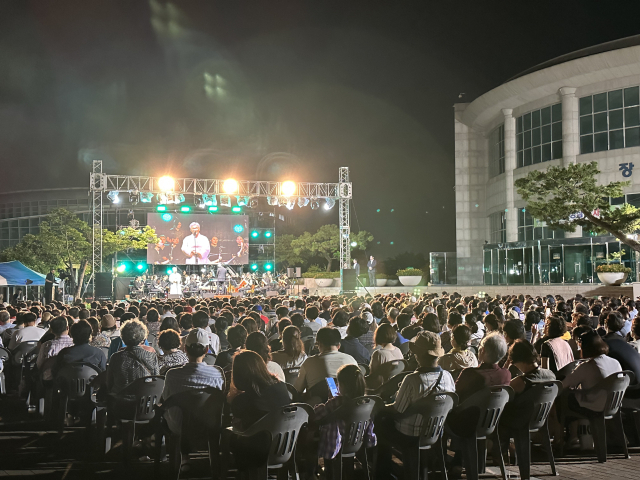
[339, 336, 371, 365]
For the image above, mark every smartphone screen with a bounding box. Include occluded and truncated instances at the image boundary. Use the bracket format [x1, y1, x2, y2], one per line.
[326, 377, 339, 398]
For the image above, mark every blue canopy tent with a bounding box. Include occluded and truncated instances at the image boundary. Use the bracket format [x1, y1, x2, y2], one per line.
[0, 261, 47, 286]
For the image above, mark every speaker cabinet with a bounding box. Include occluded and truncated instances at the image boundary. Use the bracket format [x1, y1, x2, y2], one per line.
[95, 272, 113, 301]
[341, 268, 357, 292]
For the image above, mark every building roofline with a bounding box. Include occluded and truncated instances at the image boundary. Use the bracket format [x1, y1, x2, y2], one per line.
[0, 187, 87, 197]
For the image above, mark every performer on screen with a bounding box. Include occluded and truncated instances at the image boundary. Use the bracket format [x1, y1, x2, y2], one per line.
[151, 235, 172, 264]
[181, 222, 210, 265]
[236, 236, 248, 258]
[169, 267, 182, 295]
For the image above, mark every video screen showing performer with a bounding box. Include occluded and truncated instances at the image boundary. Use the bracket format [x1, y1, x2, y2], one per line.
[147, 213, 249, 266]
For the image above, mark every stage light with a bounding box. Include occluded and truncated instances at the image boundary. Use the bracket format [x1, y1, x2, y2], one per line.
[166, 267, 173, 275]
[250, 263, 258, 271]
[158, 176, 175, 192]
[175, 194, 185, 204]
[277, 196, 287, 206]
[298, 197, 309, 208]
[233, 224, 244, 233]
[251, 230, 259, 238]
[231, 206, 242, 214]
[264, 263, 273, 271]
[107, 191, 120, 203]
[161, 213, 173, 222]
[264, 231, 272, 239]
[129, 191, 139, 205]
[285, 199, 295, 210]
[223, 178, 238, 194]
[140, 192, 153, 203]
[220, 195, 231, 207]
[180, 205, 191, 213]
[157, 193, 168, 204]
[136, 263, 146, 271]
[267, 196, 278, 206]
[156, 204, 168, 212]
[248, 197, 259, 208]
[238, 196, 249, 206]
[350, 241, 357, 247]
[281, 181, 296, 196]
[324, 198, 336, 210]
[310, 198, 320, 210]
[116, 263, 127, 273]
[201, 267, 206, 273]
[208, 206, 219, 213]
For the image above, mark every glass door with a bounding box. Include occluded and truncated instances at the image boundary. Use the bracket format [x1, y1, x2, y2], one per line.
[549, 246, 563, 283]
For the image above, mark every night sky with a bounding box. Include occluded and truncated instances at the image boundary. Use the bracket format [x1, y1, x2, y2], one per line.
[2, 0, 640, 261]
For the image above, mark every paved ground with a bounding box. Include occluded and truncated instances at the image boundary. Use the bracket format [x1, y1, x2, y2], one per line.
[2, 393, 640, 479]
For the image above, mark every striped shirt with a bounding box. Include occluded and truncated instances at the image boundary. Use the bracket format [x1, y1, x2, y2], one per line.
[391, 367, 456, 436]
[37, 335, 74, 379]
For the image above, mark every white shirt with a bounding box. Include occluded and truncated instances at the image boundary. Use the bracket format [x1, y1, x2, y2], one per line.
[181, 234, 210, 265]
[563, 354, 622, 411]
[267, 361, 285, 382]
[304, 318, 327, 334]
[293, 350, 357, 392]
[9, 325, 45, 350]
[204, 327, 221, 355]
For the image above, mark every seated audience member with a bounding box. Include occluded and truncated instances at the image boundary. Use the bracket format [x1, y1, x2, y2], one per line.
[314, 364, 376, 461]
[441, 311, 463, 353]
[56, 320, 107, 372]
[191, 311, 220, 354]
[602, 311, 640, 383]
[100, 314, 120, 340]
[107, 319, 159, 394]
[269, 318, 291, 352]
[215, 324, 247, 369]
[160, 316, 181, 334]
[330, 309, 349, 339]
[271, 325, 308, 369]
[228, 350, 291, 430]
[394, 313, 412, 352]
[540, 316, 574, 374]
[438, 324, 478, 376]
[374, 332, 455, 480]
[507, 339, 555, 394]
[291, 313, 314, 339]
[368, 323, 404, 387]
[161, 329, 225, 434]
[158, 329, 189, 375]
[305, 306, 326, 334]
[294, 327, 357, 394]
[358, 311, 377, 353]
[454, 333, 511, 403]
[465, 312, 485, 347]
[484, 313, 502, 335]
[8, 312, 44, 349]
[245, 331, 285, 381]
[629, 316, 640, 353]
[88, 317, 111, 347]
[215, 316, 229, 351]
[339, 316, 372, 365]
[563, 330, 622, 413]
[145, 308, 161, 336]
[36, 316, 74, 380]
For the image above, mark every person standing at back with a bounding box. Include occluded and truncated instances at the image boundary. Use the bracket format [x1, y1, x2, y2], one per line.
[367, 256, 377, 287]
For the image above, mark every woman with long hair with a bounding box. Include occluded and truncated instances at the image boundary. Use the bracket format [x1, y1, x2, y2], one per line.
[245, 331, 285, 381]
[271, 325, 308, 368]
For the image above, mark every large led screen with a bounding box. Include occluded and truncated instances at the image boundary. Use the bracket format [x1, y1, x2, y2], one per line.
[147, 213, 249, 265]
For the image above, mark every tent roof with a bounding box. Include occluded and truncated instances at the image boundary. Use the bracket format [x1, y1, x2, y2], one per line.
[0, 261, 47, 286]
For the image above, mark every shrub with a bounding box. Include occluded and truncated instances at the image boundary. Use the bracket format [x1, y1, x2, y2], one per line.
[596, 264, 631, 273]
[314, 271, 341, 279]
[375, 273, 389, 279]
[307, 264, 323, 273]
[396, 268, 423, 277]
[301, 272, 317, 278]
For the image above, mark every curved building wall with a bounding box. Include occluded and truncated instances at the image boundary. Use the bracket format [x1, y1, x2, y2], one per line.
[455, 41, 640, 285]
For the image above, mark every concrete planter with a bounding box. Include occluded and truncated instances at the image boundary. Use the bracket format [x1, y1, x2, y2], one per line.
[376, 279, 388, 287]
[597, 272, 628, 286]
[398, 275, 422, 286]
[386, 279, 399, 286]
[315, 278, 335, 287]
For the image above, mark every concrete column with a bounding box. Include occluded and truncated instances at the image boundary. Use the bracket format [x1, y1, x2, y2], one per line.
[503, 108, 517, 242]
[559, 87, 582, 237]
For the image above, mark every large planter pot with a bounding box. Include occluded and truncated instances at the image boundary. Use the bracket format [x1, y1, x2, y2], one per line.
[376, 279, 388, 287]
[315, 278, 335, 287]
[398, 275, 422, 286]
[386, 279, 399, 286]
[597, 272, 628, 286]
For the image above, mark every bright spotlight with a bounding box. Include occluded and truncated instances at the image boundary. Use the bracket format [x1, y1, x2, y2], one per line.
[107, 191, 120, 203]
[250, 263, 258, 271]
[324, 198, 336, 210]
[208, 206, 219, 213]
[180, 205, 191, 213]
[136, 263, 146, 271]
[297, 197, 309, 208]
[350, 241, 357, 247]
[223, 178, 238, 194]
[231, 206, 242, 214]
[264, 263, 273, 271]
[116, 263, 126, 273]
[310, 198, 320, 210]
[264, 231, 272, 238]
[158, 176, 175, 192]
[156, 204, 168, 212]
[251, 231, 259, 238]
[281, 181, 296, 196]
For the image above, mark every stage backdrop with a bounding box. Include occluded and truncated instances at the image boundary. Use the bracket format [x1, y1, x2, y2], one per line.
[147, 213, 249, 266]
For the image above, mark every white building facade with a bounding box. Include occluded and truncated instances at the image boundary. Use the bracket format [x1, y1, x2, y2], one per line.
[455, 36, 640, 285]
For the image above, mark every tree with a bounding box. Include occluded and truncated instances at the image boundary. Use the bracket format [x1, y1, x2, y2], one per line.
[515, 162, 640, 254]
[291, 224, 373, 271]
[0, 208, 157, 299]
[274, 234, 308, 270]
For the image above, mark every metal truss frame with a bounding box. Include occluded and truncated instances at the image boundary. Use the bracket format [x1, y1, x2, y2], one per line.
[90, 165, 352, 294]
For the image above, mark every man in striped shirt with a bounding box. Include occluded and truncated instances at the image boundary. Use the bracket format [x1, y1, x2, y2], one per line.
[36, 317, 73, 381]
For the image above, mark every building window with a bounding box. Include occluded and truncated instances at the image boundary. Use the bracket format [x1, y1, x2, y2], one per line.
[579, 86, 640, 153]
[517, 104, 562, 168]
[490, 211, 506, 243]
[489, 124, 505, 177]
[518, 210, 565, 241]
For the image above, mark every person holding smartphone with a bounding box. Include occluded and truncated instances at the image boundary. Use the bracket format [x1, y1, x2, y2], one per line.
[313, 364, 376, 461]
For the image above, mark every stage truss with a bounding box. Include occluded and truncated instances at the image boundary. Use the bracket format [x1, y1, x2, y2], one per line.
[89, 161, 353, 293]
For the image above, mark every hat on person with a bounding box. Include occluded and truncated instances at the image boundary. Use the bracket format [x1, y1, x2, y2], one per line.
[362, 311, 374, 324]
[253, 305, 263, 312]
[101, 314, 116, 329]
[508, 309, 520, 320]
[409, 331, 444, 357]
[185, 328, 209, 347]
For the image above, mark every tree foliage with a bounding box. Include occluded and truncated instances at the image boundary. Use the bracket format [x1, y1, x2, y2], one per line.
[289, 224, 373, 271]
[0, 208, 157, 298]
[515, 162, 640, 252]
[274, 234, 308, 270]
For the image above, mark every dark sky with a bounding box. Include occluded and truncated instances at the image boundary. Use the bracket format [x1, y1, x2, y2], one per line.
[2, 0, 640, 261]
